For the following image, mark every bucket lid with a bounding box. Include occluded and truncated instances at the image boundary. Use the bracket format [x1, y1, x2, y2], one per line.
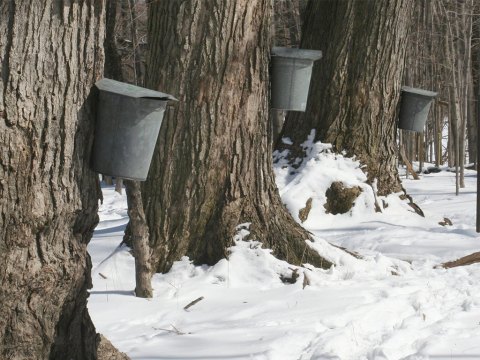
[95, 78, 178, 101]
[401, 86, 437, 98]
[271, 47, 322, 61]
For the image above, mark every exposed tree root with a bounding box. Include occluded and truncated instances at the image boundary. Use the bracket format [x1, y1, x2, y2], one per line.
[441, 252, 480, 268]
[96, 334, 130, 360]
[329, 243, 363, 259]
[400, 189, 425, 217]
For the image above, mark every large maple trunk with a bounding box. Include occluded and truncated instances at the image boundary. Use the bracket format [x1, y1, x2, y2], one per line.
[279, 0, 414, 196]
[143, 0, 332, 273]
[0, 2, 104, 359]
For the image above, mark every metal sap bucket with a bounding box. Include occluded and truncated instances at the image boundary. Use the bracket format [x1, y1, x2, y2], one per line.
[271, 47, 322, 112]
[92, 78, 177, 181]
[398, 86, 437, 132]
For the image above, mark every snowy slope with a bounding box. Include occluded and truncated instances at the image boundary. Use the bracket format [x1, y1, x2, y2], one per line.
[88, 141, 480, 360]
[274, 135, 478, 264]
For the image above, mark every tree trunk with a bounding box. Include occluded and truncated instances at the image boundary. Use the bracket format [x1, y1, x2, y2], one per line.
[105, 0, 151, 298]
[273, 0, 304, 48]
[126, 0, 143, 86]
[278, 0, 414, 196]
[116, 0, 147, 87]
[418, 133, 424, 173]
[0, 1, 105, 359]
[271, 0, 305, 144]
[144, 0, 332, 273]
[467, 69, 476, 165]
[459, 0, 473, 184]
[402, 0, 443, 171]
[124, 180, 152, 298]
[115, 178, 123, 194]
[105, 0, 124, 82]
[442, 2, 462, 194]
[104, 175, 114, 185]
[474, 9, 480, 167]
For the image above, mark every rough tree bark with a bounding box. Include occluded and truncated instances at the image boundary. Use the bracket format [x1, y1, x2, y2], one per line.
[0, 1, 106, 359]
[273, 0, 304, 48]
[278, 0, 414, 196]
[143, 0, 332, 273]
[124, 180, 153, 298]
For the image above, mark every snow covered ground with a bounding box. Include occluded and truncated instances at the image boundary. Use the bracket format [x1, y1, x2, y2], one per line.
[88, 141, 480, 360]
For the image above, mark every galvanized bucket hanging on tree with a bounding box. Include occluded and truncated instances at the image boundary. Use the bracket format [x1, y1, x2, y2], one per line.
[92, 78, 177, 181]
[398, 86, 437, 133]
[270, 47, 322, 112]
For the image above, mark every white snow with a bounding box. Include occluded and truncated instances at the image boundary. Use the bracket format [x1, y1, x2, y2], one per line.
[88, 141, 480, 360]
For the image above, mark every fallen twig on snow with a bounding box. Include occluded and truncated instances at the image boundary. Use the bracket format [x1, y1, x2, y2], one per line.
[153, 324, 187, 335]
[184, 296, 204, 311]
